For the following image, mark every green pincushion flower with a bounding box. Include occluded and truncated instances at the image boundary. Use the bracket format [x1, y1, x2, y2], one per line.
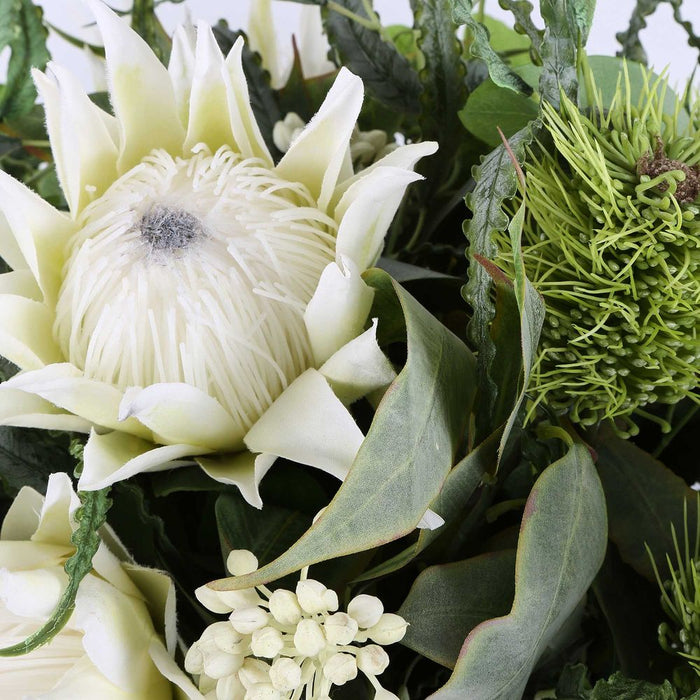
[496, 67, 700, 435]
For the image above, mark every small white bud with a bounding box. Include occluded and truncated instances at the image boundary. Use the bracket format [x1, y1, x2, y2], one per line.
[250, 626, 285, 658]
[367, 614, 408, 645]
[216, 674, 246, 699]
[296, 579, 337, 614]
[322, 652, 358, 685]
[268, 589, 302, 625]
[230, 606, 269, 635]
[347, 594, 384, 628]
[184, 642, 204, 674]
[272, 112, 306, 153]
[210, 621, 244, 654]
[293, 618, 326, 657]
[202, 647, 245, 679]
[195, 584, 235, 614]
[244, 683, 281, 700]
[356, 645, 390, 676]
[239, 658, 272, 689]
[227, 549, 259, 575]
[324, 612, 359, 645]
[216, 587, 262, 610]
[269, 657, 302, 691]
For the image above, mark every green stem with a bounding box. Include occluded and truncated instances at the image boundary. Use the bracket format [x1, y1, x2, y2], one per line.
[327, 1, 380, 32]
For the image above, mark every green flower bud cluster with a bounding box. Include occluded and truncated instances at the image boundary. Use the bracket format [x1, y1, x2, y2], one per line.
[496, 66, 700, 435]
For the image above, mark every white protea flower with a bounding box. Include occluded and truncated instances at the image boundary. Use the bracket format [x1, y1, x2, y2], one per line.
[0, 472, 202, 698]
[185, 550, 405, 700]
[0, 1, 436, 506]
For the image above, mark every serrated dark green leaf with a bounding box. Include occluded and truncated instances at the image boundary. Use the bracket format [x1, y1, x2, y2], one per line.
[452, 0, 532, 95]
[497, 0, 543, 53]
[0, 427, 73, 497]
[212, 22, 283, 159]
[323, 0, 422, 113]
[462, 126, 533, 443]
[589, 673, 679, 700]
[615, 0, 664, 64]
[0, 485, 111, 656]
[0, 0, 50, 120]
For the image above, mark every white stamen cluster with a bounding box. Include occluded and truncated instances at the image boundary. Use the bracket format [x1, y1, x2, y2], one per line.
[54, 144, 338, 435]
[186, 550, 407, 699]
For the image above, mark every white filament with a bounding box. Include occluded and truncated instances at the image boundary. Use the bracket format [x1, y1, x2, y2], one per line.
[55, 145, 338, 434]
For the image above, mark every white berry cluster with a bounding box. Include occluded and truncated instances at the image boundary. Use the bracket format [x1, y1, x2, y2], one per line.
[185, 550, 407, 699]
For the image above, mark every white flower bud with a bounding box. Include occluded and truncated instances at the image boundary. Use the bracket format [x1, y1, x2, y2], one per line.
[324, 612, 359, 645]
[239, 658, 272, 689]
[202, 647, 245, 680]
[272, 112, 306, 153]
[244, 683, 281, 700]
[205, 621, 244, 654]
[227, 550, 259, 576]
[195, 584, 235, 614]
[184, 642, 204, 674]
[268, 589, 302, 625]
[250, 626, 285, 658]
[216, 587, 262, 611]
[296, 579, 337, 614]
[356, 645, 390, 676]
[269, 657, 302, 691]
[293, 618, 326, 657]
[230, 606, 269, 635]
[367, 614, 408, 645]
[322, 652, 358, 685]
[216, 674, 246, 700]
[347, 594, 384, 628]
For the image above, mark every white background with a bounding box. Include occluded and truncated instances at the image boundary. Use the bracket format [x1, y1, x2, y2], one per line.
[10, 1, 700, 91]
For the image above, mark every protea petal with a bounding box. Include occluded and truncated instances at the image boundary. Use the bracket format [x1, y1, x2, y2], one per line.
[303, 257, 374, 365]
[32, 471, 78, 546]
[244, 369, 364, 481]
[0, 295, 63, 370]
[79, 429, 207, 491]
[276, 68, 362, 210]
[0, 269, 41, 299]
[168, 24, 197, 126]
[184, 23, 236, 152]
[0, 487, 44, 540]
[34, 64, 119, 215]
[319, 319, 396, 405]
[118, 382, 245, 451]
[0, 389, 92, 433]
[246, 0, 282, 88]
[0, 170, 73, 303]
[334, 166, 424, 270]
[223, 37, 273, 164]
[87, 0, 185, 172]
[197, 452, 276, 510]
[3, 364, 150, 438]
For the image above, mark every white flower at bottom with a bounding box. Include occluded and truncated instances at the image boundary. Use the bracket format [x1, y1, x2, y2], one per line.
[0, 473, 202, 699]
[0, 1, 436, 510]
[185, 550, 406, 699]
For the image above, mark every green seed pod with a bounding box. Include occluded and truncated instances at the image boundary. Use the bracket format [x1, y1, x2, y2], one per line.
[496, 64, 700, 435]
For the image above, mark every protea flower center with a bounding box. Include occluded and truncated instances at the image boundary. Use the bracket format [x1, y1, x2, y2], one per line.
[55, 145, 338, 433]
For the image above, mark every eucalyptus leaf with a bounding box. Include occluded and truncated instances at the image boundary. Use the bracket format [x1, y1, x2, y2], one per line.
[208, 270, 476, 591]
[452, 0, 532, 95]
[399, 550, 516, 668]
[323, 0, 422, 113]
[0, 0, 50, 120]
[430, 444, 607, 699]
[460, 79, 539, 146]
[590, 423, 698, 581]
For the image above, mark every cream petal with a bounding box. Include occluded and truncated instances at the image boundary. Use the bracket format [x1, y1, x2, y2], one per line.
[0, 170, 73, 303]
[91, 544, 144, 600]
[0, 295, 63, 370]
[0, 211, 28, 274]
[303, 257, 374, 365]
[0, 567, 66, 618]
[297, 6, 336, 80]
[36, 64, 119, 216]
[334, 166, 423, 270]
[0, 486, 44, 540]
[0, 541, 72, 570]
[276, 67, 362, 210]
[118, 382, 245, 451]
[197, 452, 276, 509]
[319, 319, 396, 404]
[32, 472, 79, 547]
[87, 0, 185, 172]
[0, 387, 92, 433]
[224, 37, 273, 164]
[169, 24, 197, 127]
[333, 141, 438, 202]
[246, 0, 283, 88]
[4, 364, 150, 438]
[149, 638, 205, 700]
[0, 269, 41, 299]
[244, 368, 364, 481]
[79, 429, 206, 491]
[184, 23, 236, 152]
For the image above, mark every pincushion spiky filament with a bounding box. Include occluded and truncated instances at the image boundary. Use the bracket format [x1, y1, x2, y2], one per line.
[495, 67, 700, 434]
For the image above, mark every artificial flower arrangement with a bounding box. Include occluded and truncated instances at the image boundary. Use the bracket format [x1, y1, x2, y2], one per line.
[0, 0, 697, 697]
